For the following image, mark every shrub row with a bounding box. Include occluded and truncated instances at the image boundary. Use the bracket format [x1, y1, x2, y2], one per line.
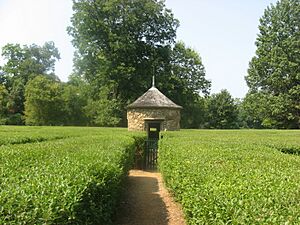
[0, 128, 137, 224]
[159, 130, 300, 224]
[0, 126, 74, 146]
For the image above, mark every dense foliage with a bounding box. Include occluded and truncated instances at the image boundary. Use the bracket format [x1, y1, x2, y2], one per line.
[159, 130, 300, 224]
[0, 126, 139, 224]
[245, 0, 300, 128]
[0, 42, 60, 124]
[68, 0, 211, 126]
[0, 0, 299, 129]
[24, 76, 66, 125]
[205, 90, 239, 129]
[0, 0, 211, 128]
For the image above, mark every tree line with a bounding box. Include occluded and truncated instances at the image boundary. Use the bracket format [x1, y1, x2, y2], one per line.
[0, 0, 299, 129]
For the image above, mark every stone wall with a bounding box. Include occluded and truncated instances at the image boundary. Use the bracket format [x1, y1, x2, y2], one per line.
[127, 108, 181, 131]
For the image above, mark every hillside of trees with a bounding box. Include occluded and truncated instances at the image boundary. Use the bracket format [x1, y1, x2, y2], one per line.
[0, 0, 299, 129]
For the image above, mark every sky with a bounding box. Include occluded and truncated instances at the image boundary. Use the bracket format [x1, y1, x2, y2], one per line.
[0, 0, 277, 98]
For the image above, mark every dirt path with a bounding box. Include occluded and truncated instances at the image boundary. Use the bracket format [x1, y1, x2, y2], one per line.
[115, 170, 186, 225]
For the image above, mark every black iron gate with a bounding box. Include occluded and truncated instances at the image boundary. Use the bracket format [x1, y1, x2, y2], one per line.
[144, 139, 158, 170]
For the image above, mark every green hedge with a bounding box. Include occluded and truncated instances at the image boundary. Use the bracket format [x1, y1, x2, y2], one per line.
[0, 128, 136, 224]
[159, 130, 300, 224]
[0, 126, 74, 146]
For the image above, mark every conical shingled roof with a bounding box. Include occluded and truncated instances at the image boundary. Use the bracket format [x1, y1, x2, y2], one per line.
[127, 86, 183, 109]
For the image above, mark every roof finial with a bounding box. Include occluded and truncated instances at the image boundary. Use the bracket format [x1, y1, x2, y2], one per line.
[152, 75, 155, 87]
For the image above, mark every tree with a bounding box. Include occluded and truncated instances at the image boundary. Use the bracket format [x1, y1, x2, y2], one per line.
[206, 90, 239, 129]
[62, 78, 89, 126]
[240, 92, 272, 128]
[180, 96, 207, 129]
[0, 42, 60, 121]
[24, 76, 65, 125]
[68, 0, 178, 100]
[68, 0, 211, 127]
[0, 85, 8, 124]
[162, 42, 210, 128]
[85, 98, 122, 127]
[245, 0, 300, 128]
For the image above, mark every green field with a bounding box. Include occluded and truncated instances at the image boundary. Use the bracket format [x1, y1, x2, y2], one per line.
[159, 130, 300, 224]
[1, 127, 300, 224]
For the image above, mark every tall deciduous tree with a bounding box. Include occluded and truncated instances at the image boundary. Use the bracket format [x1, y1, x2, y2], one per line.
[24, 76, 65, 125]
[0, 42, 60, 122]
[62, 81, 89, 126]
[68, 0, 211, 127]
[206, 90, 239, 129]
[164, 42, 210, 128]
[245, 0, 300, 128]
[240, 92, 271, 128]
[68, 0, 178, 100]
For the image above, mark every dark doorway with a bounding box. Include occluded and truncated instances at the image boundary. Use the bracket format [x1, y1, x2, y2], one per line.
[147, 122, 161, 139]
[142, 119, 164, 170]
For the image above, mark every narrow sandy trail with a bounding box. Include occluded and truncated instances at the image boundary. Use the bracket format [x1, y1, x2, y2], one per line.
[115, 170, 186, 225]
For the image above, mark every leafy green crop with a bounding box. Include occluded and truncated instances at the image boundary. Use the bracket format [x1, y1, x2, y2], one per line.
[2, 127, 299, 224]
[0, 126, 139, 224]
[159, 130, 300, 224]
[0, 126, 73, 145]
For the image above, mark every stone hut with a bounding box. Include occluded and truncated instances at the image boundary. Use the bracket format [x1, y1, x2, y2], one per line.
[127, 83, 182, 132]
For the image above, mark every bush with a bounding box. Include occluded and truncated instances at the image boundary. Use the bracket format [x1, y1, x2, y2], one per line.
[159, 130, 300, 224]
[0, 127, 136, 224]
[5, 113, 24, 125]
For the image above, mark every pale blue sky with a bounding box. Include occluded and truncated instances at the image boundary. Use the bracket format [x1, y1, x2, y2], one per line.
[0, 0, 277, 98]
